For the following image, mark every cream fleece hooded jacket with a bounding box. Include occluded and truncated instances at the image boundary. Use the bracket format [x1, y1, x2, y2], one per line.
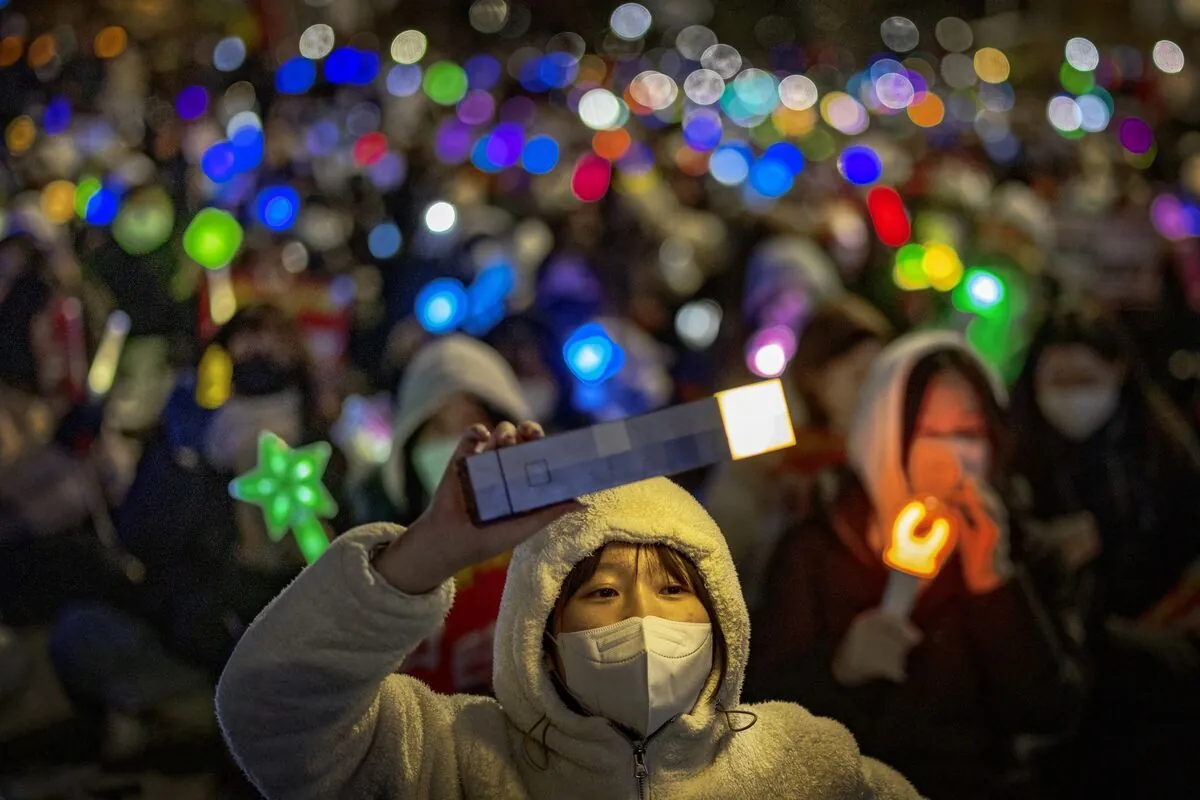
[216, 477, 920, 799]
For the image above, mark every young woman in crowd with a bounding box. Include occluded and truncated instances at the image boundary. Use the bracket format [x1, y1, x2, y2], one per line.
[745, 332, 1081, 800]
[216, 422, 920, 799]
[350, 334, 532, 695]
[1010, 306, 1200, 797]
[705, 294, 894, 610]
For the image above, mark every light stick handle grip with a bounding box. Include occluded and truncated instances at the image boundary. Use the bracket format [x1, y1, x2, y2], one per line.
[881, 569, 920, 619]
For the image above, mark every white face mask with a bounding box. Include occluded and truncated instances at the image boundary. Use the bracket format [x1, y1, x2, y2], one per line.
[1037, 387, 1119, 442]
[410, 436, 459, 495]
[908, 435, 990, 498]
[555, 615, 713, 739]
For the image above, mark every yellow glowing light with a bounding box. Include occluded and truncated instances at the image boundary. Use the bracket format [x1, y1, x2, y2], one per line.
[884, 500, 955, 578]
[0, 36, 23, 67]
[772, 106, 817, 137]
[6, 116, 35, 155]
[41, 180, 77, 224]
[196, 344, 233, 410]
[95, 26, 128, 59]
[207, 267, 237, 325]
[27, 34, 56, 69]
[87, 311, 131, 398]
[907, 93, 945, 128]
[922, 243, 963, 291]
[716, 379, 796, 460]
[973, 47, 1010, 84]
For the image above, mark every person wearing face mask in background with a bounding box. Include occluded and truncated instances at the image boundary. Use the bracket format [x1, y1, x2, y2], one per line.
[745, 333, 1082, 800]
[1010, 306, 1200, 798]
[216, 420, 920, 799]
[48, 304, 341, 762]
[349, 334, 532, 695]
[704, 294, 894, 612]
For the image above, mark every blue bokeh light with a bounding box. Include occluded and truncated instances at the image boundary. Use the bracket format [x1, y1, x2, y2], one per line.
[387, 65, 423, 97]
[521, 136, 560, 174]
[416, 278, 469, 334]
[682, 110, 722, 152]
[43, 97, 71, 135]
[763, 141, 805, 176]
[749, 157, 794, 198]
[464, 55, 501, 90]
[325, 47, 360, 84]
[276, 57, 317, 94]
[85, 187, 121, 226]
[564, 322, 625, 385]
[201, 141, 238, 183]
[471, 135, 503, 173]
[368, 222, 402, 259]
[254, 185, 300, 232]
[538, 53, 579, 89]
[176, 86, 209, 120]
[837, 145, 883, 186]
[486, 122, 524, 169]
[351, 50, 380, 85]
[229, 126, 264, 173]
[709, 144, 752, 186]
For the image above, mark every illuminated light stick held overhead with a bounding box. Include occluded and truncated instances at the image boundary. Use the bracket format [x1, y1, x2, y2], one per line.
[229, 432, 338, 565]
[880, 499, 958, 618]
[86, 310, 131, 399]
[461, 379, 796, 524]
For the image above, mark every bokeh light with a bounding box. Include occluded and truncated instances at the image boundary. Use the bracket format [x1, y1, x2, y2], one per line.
[255, 186, 301, 232]
[522, 135, 560, 174]
[746, 326, 796, 378]
[300, 24, 335, 60]
[94, 27, 127, 59]
[353, 132, 388, 166]
[469, 0, 510, 34]
[23, 35, 50, 70]
[778, 74, 819, 111]
[40, 180, 75, 224]
[837, 145, 882, 185]
[685, 69, 725, 105]
[423, 62, 469, 106]
[893, 243, 929, 290]
[611, 4, 653, 42]
[921, 243, 964, 291]
[277, 57, 317, 94]
[387, 64, 423, 97]
[565, 322, 624, 384]
[184, 208, 244, 269]
[675, 300, 723, 350]
[571, 155, 613, 202]
[973, 48, 1010, 83]
[578, 88, 622, 130]
[1119, 117, 1154, 154]
[416, 278, 468, 334]
[682, 108, 722, 151]
[1153, 40, 1185, 74]
[880, 16, 919, 52]
[177, 86, 208, 120]
[424, 201, 457, 233]
[709, 144, 751, 186]
[368, 222, 402, 258]
[1047, 95, 1083, 133]
[75, 178, 102, 219]
[1065, 37, 1100, 71]
[749, 157, 793, 198]
[5, 116, 34, 155]
[867, 186, 911, 247]
[592, 128, 631, 161]
[935, 17, 972, 52]
[390, 30, 427, 64]
[213, 37, 247, 72]
[907, 93, 944, 127]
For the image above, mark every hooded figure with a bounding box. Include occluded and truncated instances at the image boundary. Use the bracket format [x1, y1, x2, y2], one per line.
[356, 335, 533, 695]
[216, 476, 919, 799]
[745, 332, 1080, 800]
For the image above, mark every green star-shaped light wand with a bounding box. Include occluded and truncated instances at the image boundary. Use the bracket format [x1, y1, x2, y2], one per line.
[229, 432, 338, 565]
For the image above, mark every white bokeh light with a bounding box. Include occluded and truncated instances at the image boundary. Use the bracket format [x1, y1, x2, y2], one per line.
[1153, 40, 1185, 74]
[611, 4, 653, 41]
[1065, 37, 1100, 71]
[778, 74, 818, 110]
[578, 88, 622, 130]
[1047, 95, 1083, 132]
[299, 24, 335, 60]
[684, 69, 725, 105]
[424, 201, 457, 234]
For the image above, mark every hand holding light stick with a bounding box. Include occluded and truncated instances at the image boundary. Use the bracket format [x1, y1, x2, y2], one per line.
[880, 499, 956, 618]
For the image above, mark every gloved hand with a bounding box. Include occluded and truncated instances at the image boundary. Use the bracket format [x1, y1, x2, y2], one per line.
[955, 478, 1014, 594]
[832, 609, 923, 686]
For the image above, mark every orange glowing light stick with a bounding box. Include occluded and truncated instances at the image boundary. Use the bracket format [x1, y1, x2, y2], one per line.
[880, 499, 957, 618]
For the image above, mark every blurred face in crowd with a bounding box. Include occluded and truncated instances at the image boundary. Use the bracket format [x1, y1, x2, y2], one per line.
[811, 339, 883, 436]
[1034, 344, 1123, 441]
[409, 393, 491, 495]
[907, 370, 992, 490]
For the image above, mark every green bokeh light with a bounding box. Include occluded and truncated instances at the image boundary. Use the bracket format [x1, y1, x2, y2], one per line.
[229, 433, 338, 565]
[1059, 62, 1095, 95]
[113, 187, 175, 255]
[893, 243, 929, 290]
[423, 61, 468, 106]
[75, 178, 102, 220]
[183, 208, 244, 270]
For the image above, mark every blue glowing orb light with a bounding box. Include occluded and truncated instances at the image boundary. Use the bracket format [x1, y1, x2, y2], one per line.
[471, 135, 503, 174]
[521, 135, 560, 174]
[84, 186, 121, 226]
[462, 264, 516, 336]
[538, 52, 580, 89]
[277, 57, 317, 95]
[254, 185, 300, 232]
[486, 122, 525, 169]
[709, 144, 752, 186]
[749, 157, 794, 198]
[416, 278, 469, 334]
[763, 141, 805, 176]
[564, 322, 625, 385]
[368, 222, 402, 259]
[838, 145, 883, 185]
[325, 48, 377, 86]
[43, 97, 71, 135]
[176, 86, 209, 120]
[966, 271, 1004, 309]
[464, 54, 502, 90]
[682, 109, 722, 152]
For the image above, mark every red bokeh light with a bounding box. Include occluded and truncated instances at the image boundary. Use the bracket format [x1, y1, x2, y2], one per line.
[353, 132, 388, 166]
[571, 155, 612, 203]
[867, 186, 911, 247]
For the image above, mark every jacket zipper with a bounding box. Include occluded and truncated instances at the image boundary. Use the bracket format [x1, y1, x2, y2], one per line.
[627, 719, 672, 800]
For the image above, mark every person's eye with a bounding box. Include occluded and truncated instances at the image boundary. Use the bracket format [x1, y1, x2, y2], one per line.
[661, 584, 691, 596]
[586, 587, 619, 600]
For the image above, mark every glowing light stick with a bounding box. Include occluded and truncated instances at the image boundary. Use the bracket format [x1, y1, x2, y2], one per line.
[206, 267, 237, 326]
[87, 310, 131, 399]
[184, 208, 244, 270]
[229, 432, 338, 565]
[462, 379, 795, 523]
[880, 499, 956, 617]
[196, 344, 232, 410]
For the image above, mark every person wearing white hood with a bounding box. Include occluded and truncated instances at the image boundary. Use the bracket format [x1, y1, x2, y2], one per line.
[351, 334, 535, 696]
[745, 332, 1081, 800]
[216, 418, 921, 798]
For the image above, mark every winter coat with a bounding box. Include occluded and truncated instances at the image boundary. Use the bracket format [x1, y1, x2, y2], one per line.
[216, 477, 920, 799]
[745, 333, 1080, 800]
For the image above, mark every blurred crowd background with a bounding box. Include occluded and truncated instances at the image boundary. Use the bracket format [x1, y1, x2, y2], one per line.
[1, 0, 1199, 797]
